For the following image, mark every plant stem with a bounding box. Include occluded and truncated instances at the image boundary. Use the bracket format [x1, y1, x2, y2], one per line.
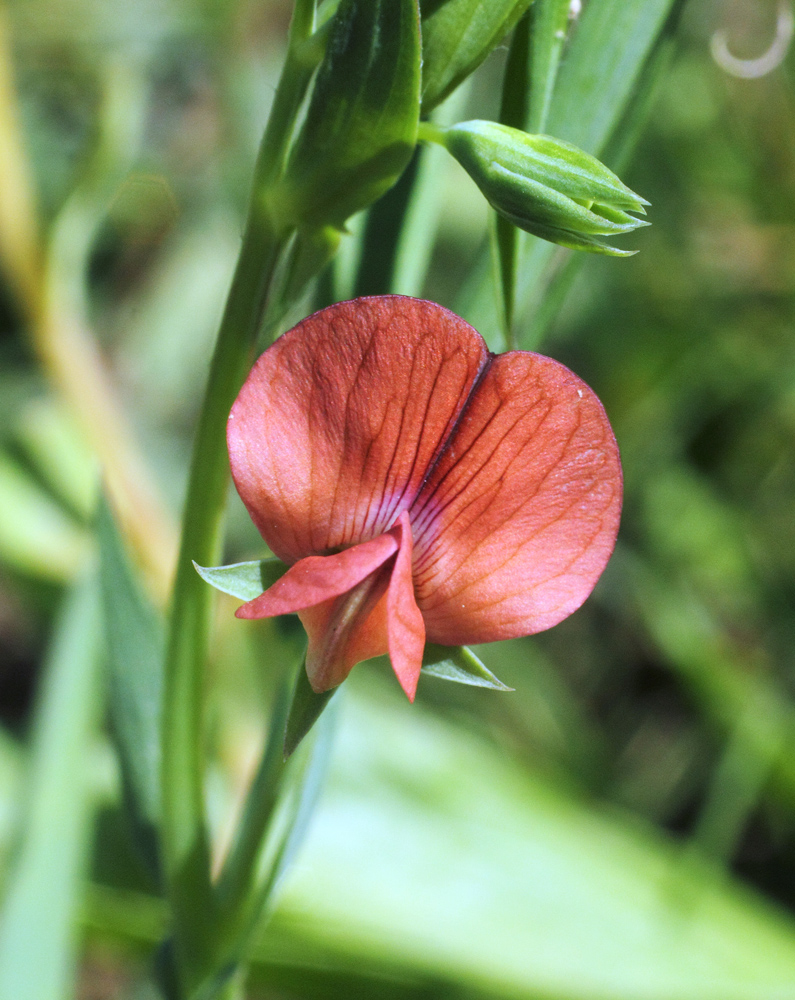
[161, 210, 286, 991]
[160, 2, 320, 992]
[214, 684, 290, 916]
[416, 120, 447, 146]
[493, 14, 532, 349]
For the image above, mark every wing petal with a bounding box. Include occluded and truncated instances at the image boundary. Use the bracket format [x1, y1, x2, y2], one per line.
[235, 532, 397, 619]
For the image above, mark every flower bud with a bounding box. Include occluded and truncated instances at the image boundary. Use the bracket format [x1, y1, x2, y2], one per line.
[440, 120, 650, 255]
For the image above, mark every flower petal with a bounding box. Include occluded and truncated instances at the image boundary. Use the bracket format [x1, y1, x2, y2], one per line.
[387, 511, 425, 702]
[410, 352, 622, 644]
[227, 296, 488, 564]
[298, 579, 391, 693]
[235, 532, 397, 619]
[237, 532, 398, 694]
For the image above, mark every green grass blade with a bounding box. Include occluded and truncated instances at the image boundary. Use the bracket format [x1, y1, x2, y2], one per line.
[0, 450, 90, 583]
[420, 0, 533, 112]
[97, 496, 163, 879]
[389, 80, 472, 298]
[458, 0, 679, 347]
[526, 0, 570, 134]
[491, 16, 530, 344]
[547, 0, 678, 155]
[0, 571, 102, 1000]
[514, 0, 678, 335]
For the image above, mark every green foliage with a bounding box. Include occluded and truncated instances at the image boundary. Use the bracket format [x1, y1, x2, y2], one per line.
[526, 0, 570, 133]
[547, 0, 677, 154]
[0, 573, 102, 1000]
[276, 688, 795, 1000]
[420, 0, 534, 112]
[0, 452, 89, 582]
[98, 497, 163, 879]
[271, 0, 422, 232]
[2, 0, 795, 998]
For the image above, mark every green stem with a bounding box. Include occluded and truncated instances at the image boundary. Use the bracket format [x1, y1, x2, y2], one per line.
[493, 14, 531, 348]
[214, 682, 291, 921]
[161, 211, 286, 991]
[416, 120, 447, 146]
[160, 2, 321, 992]
[253, 0, 318, 190]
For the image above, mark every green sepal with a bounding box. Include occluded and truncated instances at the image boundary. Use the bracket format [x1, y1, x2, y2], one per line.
[421, 0, 534, 113]
[271, 0, 421, 232]
[193, 558, 289, 602]
[284, 658, 337, 758]
[512, 222, 639, 257]
[421, 644, 514, 691]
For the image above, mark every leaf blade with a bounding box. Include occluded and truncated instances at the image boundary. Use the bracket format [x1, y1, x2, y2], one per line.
[547, 0, 677, 155]
[0, 572, 102, 1000]
[97, 496, 164, 879]
[421, 0, 534, 112]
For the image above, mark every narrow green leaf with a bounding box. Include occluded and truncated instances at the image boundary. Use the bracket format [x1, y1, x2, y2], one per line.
[274, 225, 342, 316]
[352, 150, 422, 298]
[526, 0, 570, 133]
[493, 213, 518, 345]
[422, 644, 514, 691]
[456, 0, 678, 345]
[547, 0, 678, 155]
[97, 496, 163, 879]
[390, 80, 473, 298]
[601, 31, 678, 174]
[0, 450, 90, 582]
[284, 658, 337, 758]
[0, 572, 102, 1000]
[193, 558, 289, 602]
[421, 0, 534, 112]
[274, 0, 421, 231]
[14, 397, 97, 522]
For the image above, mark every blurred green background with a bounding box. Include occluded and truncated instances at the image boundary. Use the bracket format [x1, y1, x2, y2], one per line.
[1, 0, 795, 997]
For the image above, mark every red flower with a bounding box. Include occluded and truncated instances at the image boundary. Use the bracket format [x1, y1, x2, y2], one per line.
[228, 296, 621, 701]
